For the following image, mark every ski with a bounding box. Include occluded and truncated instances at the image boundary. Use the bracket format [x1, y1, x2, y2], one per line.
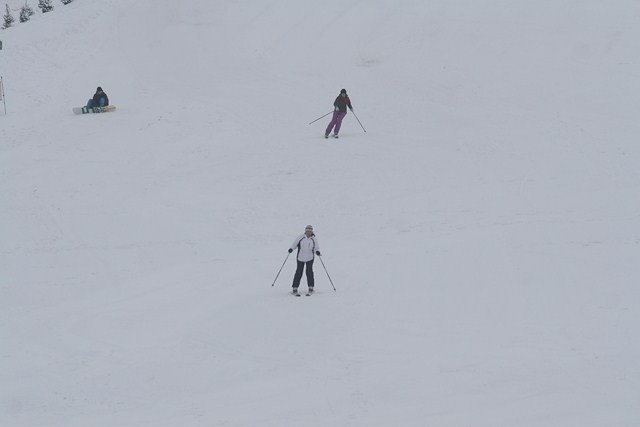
[290, 290, 314, 297]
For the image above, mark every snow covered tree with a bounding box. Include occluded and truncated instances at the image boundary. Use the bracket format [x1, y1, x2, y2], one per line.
[20, 1, 35, 22]
[2, 3, 14, 29]
[60, 0, 73, 4]
[38, 0, 53, 13]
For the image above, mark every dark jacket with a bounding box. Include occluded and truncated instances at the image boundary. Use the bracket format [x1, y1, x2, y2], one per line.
[333, 94, 352, 113]
[92, 90, 109, 106]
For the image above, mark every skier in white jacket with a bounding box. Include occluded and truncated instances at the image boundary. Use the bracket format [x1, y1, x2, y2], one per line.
[288, 225, 321, 295]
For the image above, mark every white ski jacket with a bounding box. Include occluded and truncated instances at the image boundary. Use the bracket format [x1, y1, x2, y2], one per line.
[290, 234, 320, 262]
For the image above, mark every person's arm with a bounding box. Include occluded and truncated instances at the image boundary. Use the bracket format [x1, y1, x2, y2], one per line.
[289, 235, 303, 252]
[334, 96, 341, 111]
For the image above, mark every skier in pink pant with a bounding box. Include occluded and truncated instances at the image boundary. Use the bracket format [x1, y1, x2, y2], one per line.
[325, 88, 353, 138]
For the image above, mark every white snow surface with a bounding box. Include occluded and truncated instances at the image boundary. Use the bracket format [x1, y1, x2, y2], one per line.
[2, 1, 640, 426]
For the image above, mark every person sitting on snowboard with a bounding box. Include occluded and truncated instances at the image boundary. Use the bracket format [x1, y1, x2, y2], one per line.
[86, 87, 109, 108]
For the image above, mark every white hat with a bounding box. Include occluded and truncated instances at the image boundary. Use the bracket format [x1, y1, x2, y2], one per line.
[305, 225, 314, 231]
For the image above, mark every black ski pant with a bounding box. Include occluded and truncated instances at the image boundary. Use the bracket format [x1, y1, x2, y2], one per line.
[292, 260, 314, 289]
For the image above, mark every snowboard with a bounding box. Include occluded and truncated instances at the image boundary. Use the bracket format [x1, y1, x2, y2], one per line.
[72, 105, 116, 115]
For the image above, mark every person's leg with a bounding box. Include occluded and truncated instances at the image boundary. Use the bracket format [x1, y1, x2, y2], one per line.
[333, 112, 347, 135]
[292, 260, 304, 290]
[86, 99, 94, 108]
[98, 97, 106, 107]
[305, 260, 315, 289]
[325, 112, 338, 136]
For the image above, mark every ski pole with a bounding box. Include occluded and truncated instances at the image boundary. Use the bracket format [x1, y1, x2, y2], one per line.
[351, 109, 366, 133]
[351, 110, 366, 132]
[317, 255, 336, 291]
[271, 252, 291, 287]
[0, 77, 6, 115]
[309, 111, 333, 125]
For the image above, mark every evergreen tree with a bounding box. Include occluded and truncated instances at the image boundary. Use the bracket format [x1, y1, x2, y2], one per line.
[60, 0, 73, 4]
[20, 1, 35, 22]
[38, 0, 53, 13]
[2, 3, 14, 29]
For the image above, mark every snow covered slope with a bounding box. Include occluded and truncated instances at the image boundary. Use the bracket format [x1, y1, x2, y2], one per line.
[2, 1, 640, 426]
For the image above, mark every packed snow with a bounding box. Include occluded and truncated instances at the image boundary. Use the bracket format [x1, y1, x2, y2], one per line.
[1, 1, 639, 426]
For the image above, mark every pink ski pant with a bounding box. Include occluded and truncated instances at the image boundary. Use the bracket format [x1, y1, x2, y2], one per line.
[325, 111, 347, 135]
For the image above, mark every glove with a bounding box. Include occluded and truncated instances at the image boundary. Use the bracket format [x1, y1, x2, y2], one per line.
[288, 248, 293, 253]
[335, 106, 339, 111]
[316, 251, 321, 256]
